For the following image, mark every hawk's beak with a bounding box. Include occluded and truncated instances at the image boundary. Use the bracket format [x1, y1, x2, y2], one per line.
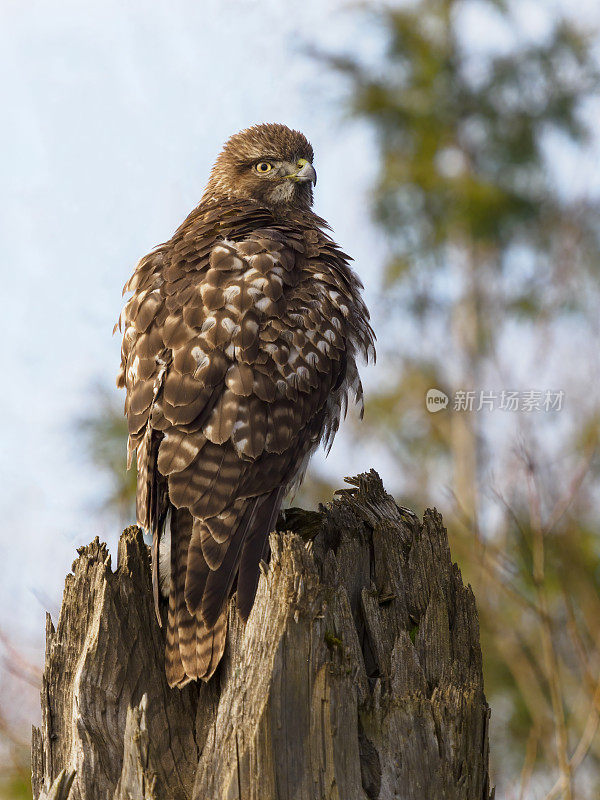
[295, 161, 317, 186]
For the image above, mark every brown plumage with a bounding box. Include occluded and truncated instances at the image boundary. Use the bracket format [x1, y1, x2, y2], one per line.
[117, 123, 375, 687]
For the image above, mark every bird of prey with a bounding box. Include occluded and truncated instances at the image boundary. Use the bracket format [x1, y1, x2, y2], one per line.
[117, 123, 375, 687]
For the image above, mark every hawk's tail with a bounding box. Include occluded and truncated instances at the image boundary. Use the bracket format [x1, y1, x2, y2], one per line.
[165, 506, 227, 687]
[164, 490, 283, 688]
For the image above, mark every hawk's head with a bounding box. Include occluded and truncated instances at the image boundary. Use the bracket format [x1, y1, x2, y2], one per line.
[202, 123, 317, 210]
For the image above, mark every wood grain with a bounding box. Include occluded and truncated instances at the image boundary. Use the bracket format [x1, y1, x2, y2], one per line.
[32, 471, 494, 800]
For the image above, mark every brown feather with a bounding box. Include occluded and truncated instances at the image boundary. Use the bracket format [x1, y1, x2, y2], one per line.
[166, 507, 227, 685]
[157, 429, 206, 476]
[200, 497, 260, 628]
[236, 488, 284, 621]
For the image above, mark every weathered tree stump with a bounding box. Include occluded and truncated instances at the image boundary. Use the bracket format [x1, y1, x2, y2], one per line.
[32, 471, 494, 800]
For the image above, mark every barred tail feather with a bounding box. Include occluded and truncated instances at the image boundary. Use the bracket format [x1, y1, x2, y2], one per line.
[165, 506, 227, 686]
[236, 487, 284, 620]
[199, 497, 260, 629]
[165, 489, 285, 686]
[165, 573, 186, 688]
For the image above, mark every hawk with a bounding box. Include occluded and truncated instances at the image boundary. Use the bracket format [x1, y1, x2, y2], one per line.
[117, 123, 375, 687]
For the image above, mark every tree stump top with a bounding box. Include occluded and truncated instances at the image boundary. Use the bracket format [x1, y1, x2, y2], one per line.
[32, 470, 493, 800]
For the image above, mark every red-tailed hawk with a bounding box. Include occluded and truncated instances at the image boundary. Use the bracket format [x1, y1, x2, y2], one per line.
[117, 124, 375, 687]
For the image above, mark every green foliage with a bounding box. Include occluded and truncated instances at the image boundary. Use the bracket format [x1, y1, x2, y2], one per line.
[343, 1, 598, 259]
[324, 0, 600, 504]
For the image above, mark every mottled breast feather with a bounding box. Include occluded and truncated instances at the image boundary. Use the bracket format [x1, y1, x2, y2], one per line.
[117, 198, 374, 686]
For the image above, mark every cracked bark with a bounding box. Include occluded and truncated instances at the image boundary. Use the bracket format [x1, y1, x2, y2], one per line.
[32, 470, 494, 800]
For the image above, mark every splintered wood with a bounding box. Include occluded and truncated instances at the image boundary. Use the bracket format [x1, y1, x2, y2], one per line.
[32, 471, 493, 800]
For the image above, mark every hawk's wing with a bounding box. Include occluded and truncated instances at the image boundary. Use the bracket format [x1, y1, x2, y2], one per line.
[118, 225, 360, 684]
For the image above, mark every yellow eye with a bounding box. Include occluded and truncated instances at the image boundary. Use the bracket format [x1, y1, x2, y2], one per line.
[255, 161, 273, 173]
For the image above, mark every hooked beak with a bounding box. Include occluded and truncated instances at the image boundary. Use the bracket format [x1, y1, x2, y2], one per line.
[295, 161, 317, 185]
[285, 158, 317, 186]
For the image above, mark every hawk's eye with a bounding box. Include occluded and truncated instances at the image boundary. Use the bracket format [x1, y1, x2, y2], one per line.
[255, 161, 273, 174]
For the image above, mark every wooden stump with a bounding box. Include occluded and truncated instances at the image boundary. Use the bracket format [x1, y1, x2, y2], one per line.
[32, 471, 494, 800]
